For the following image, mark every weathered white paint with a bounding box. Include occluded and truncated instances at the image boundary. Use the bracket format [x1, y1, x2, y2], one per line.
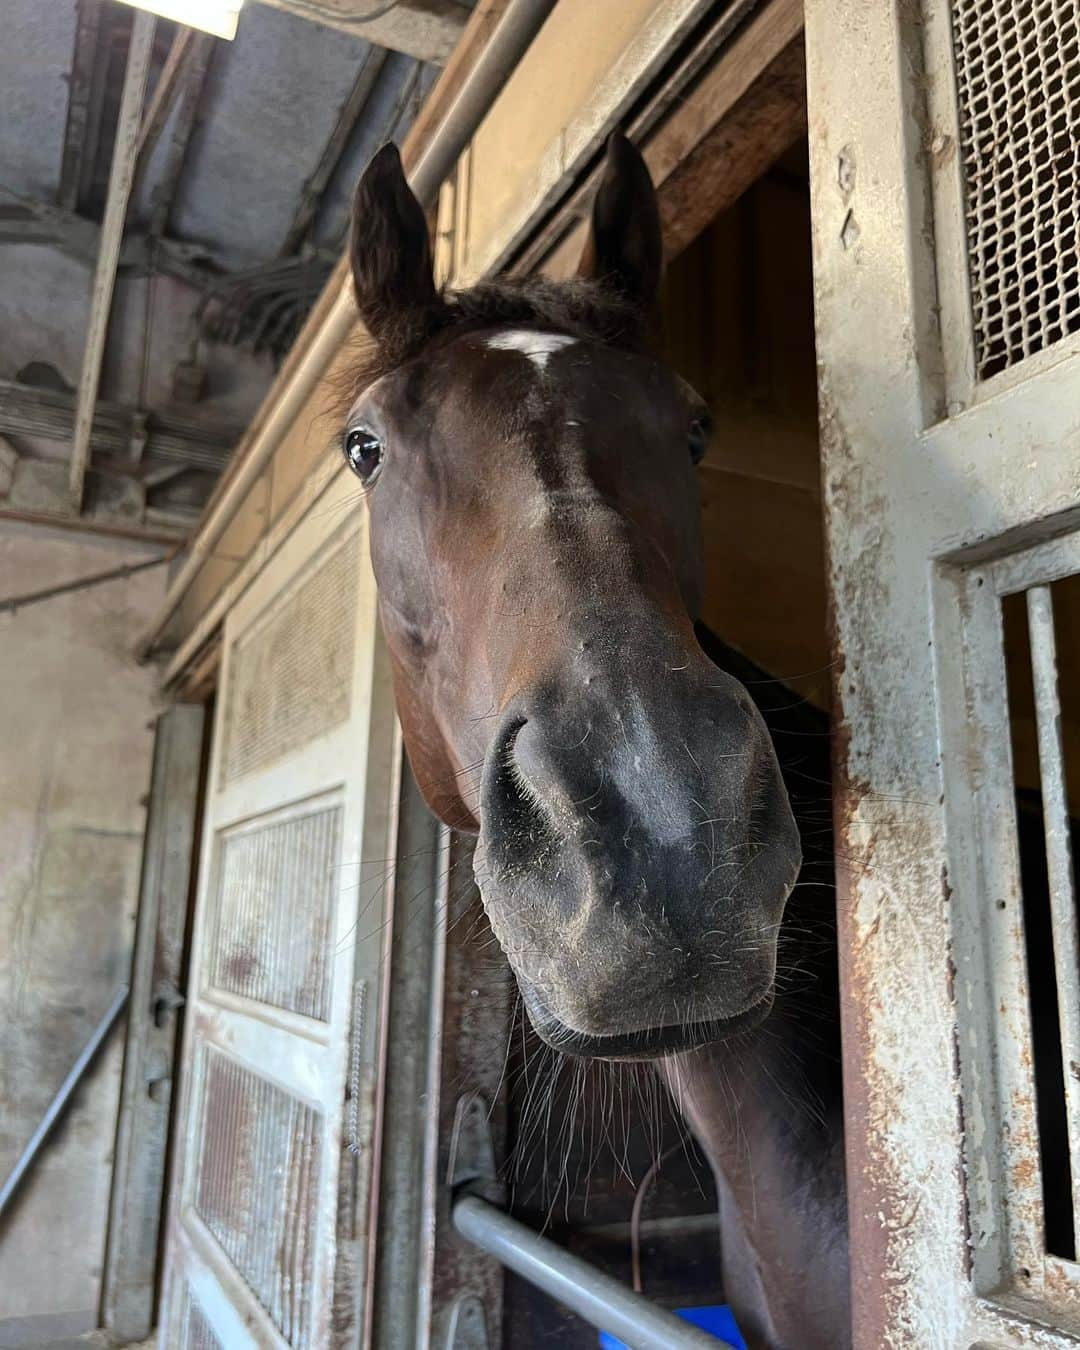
[806, 0, 1080, 1344]
[0, 523, 164, 1339]
[158, 469, 399, 1344]
[485, 329, 576, 371]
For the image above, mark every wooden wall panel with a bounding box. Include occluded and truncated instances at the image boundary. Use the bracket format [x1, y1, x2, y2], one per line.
[661, 149, 830, 709]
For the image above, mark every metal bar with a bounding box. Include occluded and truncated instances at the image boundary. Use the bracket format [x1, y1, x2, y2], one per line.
[69, 8, 156, 507]
[1026, 583, 1080, 1228]
[135, 0, 557, 661]
[149, 32, 215, 239]
[368, 758, 447, 1345]
[451, 1196, 720, 1350]
[0, 986, 130, 1224]
[0, 554, 169, 615]
[281, 47, 388, 256]
[58, 0, 104, 210]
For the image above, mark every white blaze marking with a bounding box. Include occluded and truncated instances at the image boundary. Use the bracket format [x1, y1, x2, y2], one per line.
[485, 329, 576, 372]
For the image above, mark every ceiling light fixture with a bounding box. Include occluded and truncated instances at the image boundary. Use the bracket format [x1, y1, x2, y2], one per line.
[115, 0, 244, 40]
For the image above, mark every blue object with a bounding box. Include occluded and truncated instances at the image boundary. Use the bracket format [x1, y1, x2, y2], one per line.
[598, 1304, 746, 1349]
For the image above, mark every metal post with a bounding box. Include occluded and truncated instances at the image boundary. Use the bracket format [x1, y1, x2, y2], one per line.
[0, 986, 130, 1224]
[69, 8, 155, 506]
[452, 1195, 721, 1350]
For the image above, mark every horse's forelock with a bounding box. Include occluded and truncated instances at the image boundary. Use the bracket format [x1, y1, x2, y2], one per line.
[327, 275, 651, 423]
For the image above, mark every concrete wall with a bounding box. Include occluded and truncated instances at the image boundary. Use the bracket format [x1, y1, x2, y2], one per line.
[0, 524, 165, 1345]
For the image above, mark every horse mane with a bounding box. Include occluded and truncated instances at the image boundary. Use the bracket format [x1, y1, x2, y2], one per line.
[328, 275, 649, 419]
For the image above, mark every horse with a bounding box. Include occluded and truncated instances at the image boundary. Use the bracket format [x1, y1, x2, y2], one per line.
[338, 132, 849, 1349]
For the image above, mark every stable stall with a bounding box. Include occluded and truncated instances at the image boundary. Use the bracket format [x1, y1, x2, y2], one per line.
[111, 0, 1080, 1344]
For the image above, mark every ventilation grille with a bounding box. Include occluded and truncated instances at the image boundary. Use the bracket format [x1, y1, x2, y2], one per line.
[195, 1050, 322, 1348]
[950, 0, 1080, 379]
[221, 529, 360, 786]
[178, 1288, 221, 1350]
[208, 802, 341, 1020]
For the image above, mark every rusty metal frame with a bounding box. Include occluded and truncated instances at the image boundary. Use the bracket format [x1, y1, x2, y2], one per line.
[806, 0, 1080, 1344]
[933, 529, 1080, 1331]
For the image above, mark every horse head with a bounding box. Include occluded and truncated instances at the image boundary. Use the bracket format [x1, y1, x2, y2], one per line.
[340, 134, 801, 1059]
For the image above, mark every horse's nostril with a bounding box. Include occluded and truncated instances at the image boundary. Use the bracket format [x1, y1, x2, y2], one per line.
[498, 715, 527, 771]
[484, 716, 557, 867]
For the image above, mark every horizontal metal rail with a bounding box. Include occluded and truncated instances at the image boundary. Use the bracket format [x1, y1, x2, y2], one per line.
[0, 986, 129, 1225]
[452, 1195, 721, 1350]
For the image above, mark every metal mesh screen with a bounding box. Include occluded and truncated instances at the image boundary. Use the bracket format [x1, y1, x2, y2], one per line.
[194, 1050, 322, 1348]
[208, 802, 341, 1020]
[221, 529, 360, 786]
[950, 0, 1080, 379]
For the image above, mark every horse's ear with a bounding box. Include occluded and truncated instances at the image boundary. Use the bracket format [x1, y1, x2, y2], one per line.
[579, 132, 662, 310]
[350, 143, 444, 350]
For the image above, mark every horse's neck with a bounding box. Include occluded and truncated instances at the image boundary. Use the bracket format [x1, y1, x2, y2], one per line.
[683, 625, 849, 1345]
[663, 975, 849, 1349]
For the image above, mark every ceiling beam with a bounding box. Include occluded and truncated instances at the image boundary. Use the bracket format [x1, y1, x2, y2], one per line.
[280, 46, 388, 255]
[0, 193, 221, 288]
[70, 8, 157, 506]
[254, 0, 469, 65]
[0, 503, 188, 546]
[58, 0, 105, 211]
[149, 32, 215, 239]
[131, 26, 197, 202]
[0, 380, 239, 471]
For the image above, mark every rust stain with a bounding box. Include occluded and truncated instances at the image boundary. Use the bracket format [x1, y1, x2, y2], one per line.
[817, 363, 968, 1341]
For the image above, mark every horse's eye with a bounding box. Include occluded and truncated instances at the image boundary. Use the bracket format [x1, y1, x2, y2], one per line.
[343, 425, 384, 483]
[687, 416, 711, 465]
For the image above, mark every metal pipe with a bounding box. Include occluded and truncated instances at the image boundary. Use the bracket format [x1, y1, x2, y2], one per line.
[0, 987, 130, 1224]
[452, 1196, 721, 1350]
[134, 0, 558, 661]
[69, 9, 156, 507]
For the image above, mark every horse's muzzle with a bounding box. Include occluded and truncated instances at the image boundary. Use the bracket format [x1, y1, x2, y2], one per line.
[474, 654, 802, 1057]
